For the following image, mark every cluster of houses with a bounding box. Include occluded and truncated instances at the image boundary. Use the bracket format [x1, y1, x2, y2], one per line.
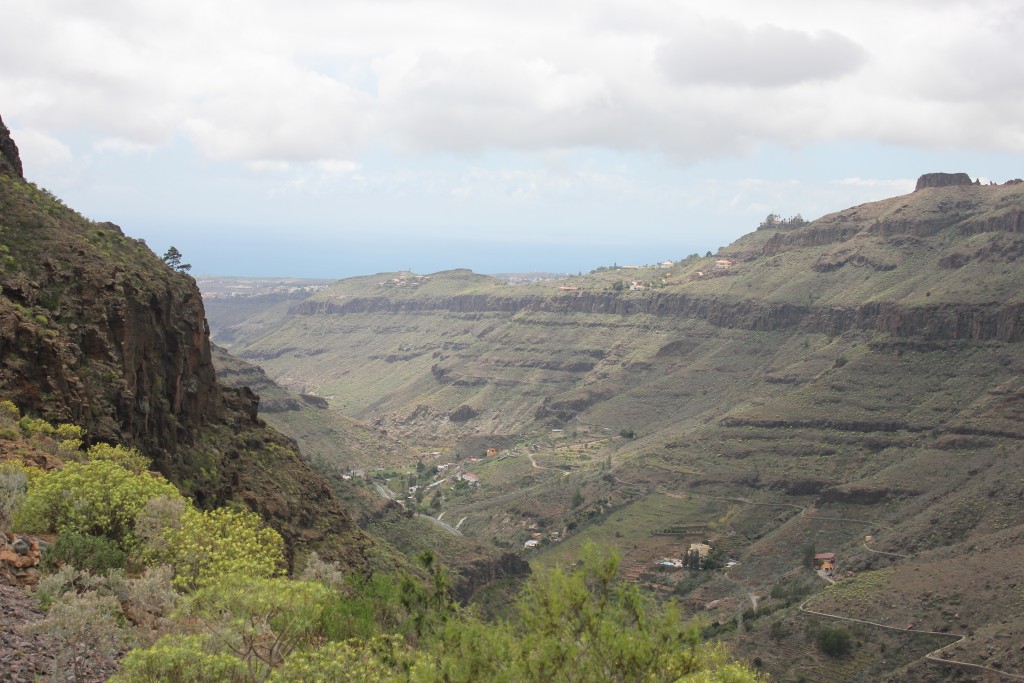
[430, 461, 482, 489]
[524, 524, 562, 549]
[659, 542, 714, 569]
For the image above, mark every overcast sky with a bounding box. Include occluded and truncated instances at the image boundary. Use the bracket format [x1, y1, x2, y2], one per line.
[3, 0, 1023, 277]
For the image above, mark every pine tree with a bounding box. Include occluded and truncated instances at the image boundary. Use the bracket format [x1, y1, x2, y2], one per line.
[161, 247, 191, 273]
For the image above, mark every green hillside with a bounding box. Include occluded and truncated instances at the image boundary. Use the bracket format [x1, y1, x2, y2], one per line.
[205, 175, 1024, 681]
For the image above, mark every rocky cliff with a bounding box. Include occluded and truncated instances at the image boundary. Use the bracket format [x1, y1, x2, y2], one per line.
[0, 116, 22, 179]
[915, 171, 974, 190]
[0, 123, 372, 570]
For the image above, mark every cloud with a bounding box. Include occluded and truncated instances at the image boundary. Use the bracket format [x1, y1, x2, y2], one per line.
[657, 22, 866, 88]
[94, 138, 156, 155]
[10, 128, 73, 169]
[1, 0, 1022, 169]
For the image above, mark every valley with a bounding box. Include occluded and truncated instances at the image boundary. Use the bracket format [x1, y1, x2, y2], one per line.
[203, 174, 1024, 681]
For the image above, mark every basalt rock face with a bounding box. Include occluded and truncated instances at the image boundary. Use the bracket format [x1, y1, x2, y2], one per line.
[0, 116, 22, 179]
[0, 126, 369, 569]
[0, 212, 221, 473]
[915, 172, 973, 191]
[451, 552, 531, 604]
[291, 288, 1024, 343]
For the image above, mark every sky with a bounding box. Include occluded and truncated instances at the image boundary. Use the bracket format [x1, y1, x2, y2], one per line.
[2, 0, 1023, 278]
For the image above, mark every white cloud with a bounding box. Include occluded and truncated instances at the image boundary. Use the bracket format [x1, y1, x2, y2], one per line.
[10, 128, 72, 169]
[2, 0, 1023, 167]
[94, 138, 156, 155]
[656, 23, 866, 88]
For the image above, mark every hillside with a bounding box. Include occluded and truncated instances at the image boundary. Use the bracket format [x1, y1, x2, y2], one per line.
[0, 115, 379, 572]
[210, 345, 531, 602]
[207, 172, 1024, 681]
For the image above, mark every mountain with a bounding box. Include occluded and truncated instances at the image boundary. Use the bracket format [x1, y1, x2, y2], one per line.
[0, 116, 379, 572]
[206, 173, 1024, 681]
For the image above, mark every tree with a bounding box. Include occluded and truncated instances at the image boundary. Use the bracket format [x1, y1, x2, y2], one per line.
[161, 246, 192, 273]
[816, 627, 852, 658]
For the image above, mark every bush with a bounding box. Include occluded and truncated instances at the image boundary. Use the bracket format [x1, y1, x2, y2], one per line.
[85, 442, 151, 473]
[111, 635, 250, 683]
[18, 416, 53, 436]
[0, 463, 30, 527]
[0, 399, 20, 421]
[35, 565, 127, 610]
[182, 576, 334, 669]
[24, 590, 127, 679]
[816, 627, 852, 658]
[270, 636, 405, 682]
[145, 506, 285, 591]
[14, 460, 184, 543]
[41, 533, 127, 573]
[124, 565, 179, 643]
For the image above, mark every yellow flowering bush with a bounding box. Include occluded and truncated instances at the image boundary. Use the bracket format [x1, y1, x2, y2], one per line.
[269, 636, 406, 682]
[13, 460, 183, 541]
[110, 635, 250, 683]
[147, 506, 285, 591]
[85, 443, 151, 473]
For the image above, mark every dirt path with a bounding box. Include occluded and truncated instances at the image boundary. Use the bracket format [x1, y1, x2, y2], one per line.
[654, 488, 1022, 678]
[799, 593, 1024, 680]
[527, 453, 547, 470]
[863, 540, 910, 558]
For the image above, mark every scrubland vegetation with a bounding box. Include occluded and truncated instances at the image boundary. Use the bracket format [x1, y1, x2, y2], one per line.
[0, 401, 761, 682]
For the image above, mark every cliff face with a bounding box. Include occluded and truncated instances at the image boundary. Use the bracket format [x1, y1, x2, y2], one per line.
[915, 172, 973, 190]
[0, 125, 370, 569]
[0, 116, 22, 178]
[290, 289, 1024, 343]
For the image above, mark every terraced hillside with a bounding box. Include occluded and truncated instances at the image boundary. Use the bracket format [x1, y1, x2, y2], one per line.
[204, 174, 1024, 681]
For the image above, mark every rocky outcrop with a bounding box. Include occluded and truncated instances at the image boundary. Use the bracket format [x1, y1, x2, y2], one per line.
[0, 221, 221, 473]
[451, 551, 531, 604]
[0, 124, 371, 571]
[0, 115, 22, 178]
[0, 531, 44, 586]
[915, 172, 973, 191]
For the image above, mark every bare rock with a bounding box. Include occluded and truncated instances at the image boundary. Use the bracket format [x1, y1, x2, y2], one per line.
[0, 114, 23, 178]
[915, 172, 973, 191]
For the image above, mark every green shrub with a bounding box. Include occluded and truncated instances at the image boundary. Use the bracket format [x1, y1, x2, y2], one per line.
[145, 506, 285, 591]
[0, 464, 28, 527]
[41, 533, 127, 573]
[270, 636, 405, 682]
[111, 635, 250, 683]
[182, 576, 334, 669]
[13, 460, 183, 543]
[18, 416, 53, 436]
[0, 399, 20, 421]
[816, 627, 852, 658]
[85, 442, 151, 473]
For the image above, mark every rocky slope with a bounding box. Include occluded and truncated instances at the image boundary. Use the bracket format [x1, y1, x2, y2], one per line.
[0, 117, 374, 571]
